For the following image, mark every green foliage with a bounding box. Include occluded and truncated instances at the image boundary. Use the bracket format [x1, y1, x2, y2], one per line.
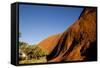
[29, 46, 48, 59]
[19, 43, 48, 61]
[19, 42, 28, 47]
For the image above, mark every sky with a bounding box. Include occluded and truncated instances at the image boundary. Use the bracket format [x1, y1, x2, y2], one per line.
[19, 4, 83, 45]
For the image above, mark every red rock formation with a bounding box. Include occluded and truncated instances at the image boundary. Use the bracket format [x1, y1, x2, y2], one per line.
[38, 7, 97, 62]
[38, 34, 61, 54]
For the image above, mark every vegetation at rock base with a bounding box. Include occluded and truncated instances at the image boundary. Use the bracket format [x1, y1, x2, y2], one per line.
[19, 42, 48, 64]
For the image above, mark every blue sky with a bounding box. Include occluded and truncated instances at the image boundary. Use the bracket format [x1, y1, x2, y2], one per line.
[19, 4, 83, 45]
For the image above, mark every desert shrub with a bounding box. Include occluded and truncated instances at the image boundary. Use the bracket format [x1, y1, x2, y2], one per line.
[19, 44, 48, 60]
[26, 46, 48, 59]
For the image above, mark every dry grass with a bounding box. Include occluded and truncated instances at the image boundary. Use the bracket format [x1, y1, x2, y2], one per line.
[19, 57, 47, 64]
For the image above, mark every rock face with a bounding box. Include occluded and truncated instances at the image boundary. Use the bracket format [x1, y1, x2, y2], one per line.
[38, 7, 97, 62]
[38, 34, 61, 54]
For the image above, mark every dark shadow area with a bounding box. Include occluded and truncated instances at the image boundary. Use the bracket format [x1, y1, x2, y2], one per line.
[81, 41, 97, 61]
[47, 32, 68, 60]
